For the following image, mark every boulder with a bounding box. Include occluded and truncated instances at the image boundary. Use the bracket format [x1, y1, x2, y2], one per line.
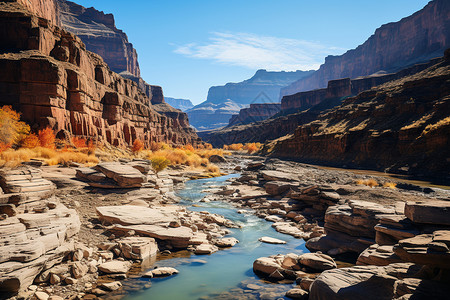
[393, 231, 450, 268]
[117, 237, 158, 260]
[297, 253, 337, 271]
[357, 244, 403, 266]
[404, 201, 450, 226]
[286, 288, 308, 299]
[194, 244, 218, 255]
[209, 155, 226, 163]
[143, 267, 178, 278]
[98, 260, 131, 274]
[94, 163, 147, 188]
[215, 237, 239, 247]
[258, 237, 287, 244]
[309, 266, 397, 300]
[253, 257, 282, 276]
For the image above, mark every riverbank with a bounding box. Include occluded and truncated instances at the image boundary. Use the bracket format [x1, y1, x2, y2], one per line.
[1, 154, 449, 299]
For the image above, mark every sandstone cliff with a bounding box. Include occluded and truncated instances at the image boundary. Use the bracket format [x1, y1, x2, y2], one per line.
[228, 103, 281, 127]
[270, 50, 450, 178]
[0, 1, 201, 147]
[188, 69, 314, 130]
[281, 0, 450, 97]
[56, 0, 140, 77]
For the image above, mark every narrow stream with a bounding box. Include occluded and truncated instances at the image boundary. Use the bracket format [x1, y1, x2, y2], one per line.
[125, 174, 308, 300]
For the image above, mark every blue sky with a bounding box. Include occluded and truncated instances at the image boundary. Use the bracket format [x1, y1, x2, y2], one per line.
[77, 0, 430, 105]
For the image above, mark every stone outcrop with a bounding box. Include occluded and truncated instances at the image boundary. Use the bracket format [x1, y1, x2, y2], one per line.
[201, 56, 440, 147]
[164, 97, 194, 112]
[57, 0, 140, 77]
[0, 168, 81, 295]
[272, 53, 450, 178]
[0, 1, 201, 148]
[188, 69, 313, 130]
[228, 103, 281, 127]
[281, 0, 450, 97]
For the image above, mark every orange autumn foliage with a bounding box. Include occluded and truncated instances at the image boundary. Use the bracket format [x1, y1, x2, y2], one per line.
[72, 137, 87, 148]
[38, 127, 56, 149]
[132, 139, 144, 153]
[0, 105, 30, 149]
[21, 133, 40, 148]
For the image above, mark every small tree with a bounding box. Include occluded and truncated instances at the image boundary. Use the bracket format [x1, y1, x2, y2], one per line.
[132, 139, 144, 153]
[21, 133, 40, 148]
[151, 156, 171, 175]
[0, 105, 30, 149]
[38, 127, 56, 149]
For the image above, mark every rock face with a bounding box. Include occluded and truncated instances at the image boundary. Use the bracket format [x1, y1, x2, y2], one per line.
[201, 57, 439, 147]
[0, 168, 80, 295]
[0, 1, 201, 148]
[164, 97, 194, 112]
[272, 53, 450, 178]
[187, 69, 314, 130]
[228, 103, 281, 127]
[57, 0, 140, 77]
[281, 0, 450, 97]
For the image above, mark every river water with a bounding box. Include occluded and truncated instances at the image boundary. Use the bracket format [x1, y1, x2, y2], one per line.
[125, 174, 306, 300]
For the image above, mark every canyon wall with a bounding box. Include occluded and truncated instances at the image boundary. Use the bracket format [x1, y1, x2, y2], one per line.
[228, 103, 281, 127]
[164, 97, 194, 112]
[271, 51, 450, 178]
[281, 0, 450, 97]
[188, 69, 314, 130]
[281, 59, 438, 113]
[56, 0, 140, 77]
[0, 1, 201, 147]
[203, 55, 445, 148]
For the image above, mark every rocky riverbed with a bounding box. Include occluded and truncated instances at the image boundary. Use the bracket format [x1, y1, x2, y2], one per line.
[1, 155, 449, 300]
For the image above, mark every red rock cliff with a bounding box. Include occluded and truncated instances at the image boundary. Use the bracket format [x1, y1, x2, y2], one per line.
[56, 0, 141, 77]
[0, 1, 201, 147]
[281, 0, 450, 97]
[272, 52, 450, 178]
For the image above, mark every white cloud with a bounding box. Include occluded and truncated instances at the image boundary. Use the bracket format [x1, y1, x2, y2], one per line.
[173, 32, 344, 71]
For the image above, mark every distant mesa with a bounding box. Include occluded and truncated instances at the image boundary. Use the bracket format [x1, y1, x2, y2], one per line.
[187, 69, 314, 130]
[164, 97, 194, 112]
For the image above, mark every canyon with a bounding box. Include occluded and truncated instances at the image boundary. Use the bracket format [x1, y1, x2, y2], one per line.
[270, 49, 450, 179]
[0, 0, 200, 148]
[228, 103, 281, 127]
[281, 0, 450, 97]
[164, 97, 194, 112]
[187, 69, 314, 130]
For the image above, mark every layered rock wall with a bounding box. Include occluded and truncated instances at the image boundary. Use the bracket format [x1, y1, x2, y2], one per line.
[228, 103, 281, 127]
[281, 0, 450, 97]
[272, 53, 450, 178]
[56, 0, 140, 77]
[0, 3, 200, 147]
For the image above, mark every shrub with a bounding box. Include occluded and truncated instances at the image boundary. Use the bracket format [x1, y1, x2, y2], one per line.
[21, 133, 40, 148]
[151, 156, 171, 174]
[244, 142, 261, 154]
[38, 127, 56, 149]
[356, 178, 379, 188]
[383, 182, 397, 189]
[72, 137, 87, 148]
[132, 139, 144, 153]
[0, 105, 30, 147]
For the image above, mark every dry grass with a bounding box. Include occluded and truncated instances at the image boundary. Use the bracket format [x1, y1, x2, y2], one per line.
[0, 147, 98, 167]
[356, 178, 379, 188]
[224, 143, 262, 154]
[382, 182, 397, 189]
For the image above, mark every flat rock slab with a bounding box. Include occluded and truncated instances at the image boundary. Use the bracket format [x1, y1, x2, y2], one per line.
[96, 205, 178, 226]
[404, 200, 450, 226]
[112, 224, 193, 248]
[258, 237, 287, 244]
[143, 267, 178, 278]
[98, 260, 131, 274]
[94, 162, 147, 187]
[261, 170, 299, 182]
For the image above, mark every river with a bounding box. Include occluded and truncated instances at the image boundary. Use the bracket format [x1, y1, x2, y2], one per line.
[124, 174, 307, 300]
